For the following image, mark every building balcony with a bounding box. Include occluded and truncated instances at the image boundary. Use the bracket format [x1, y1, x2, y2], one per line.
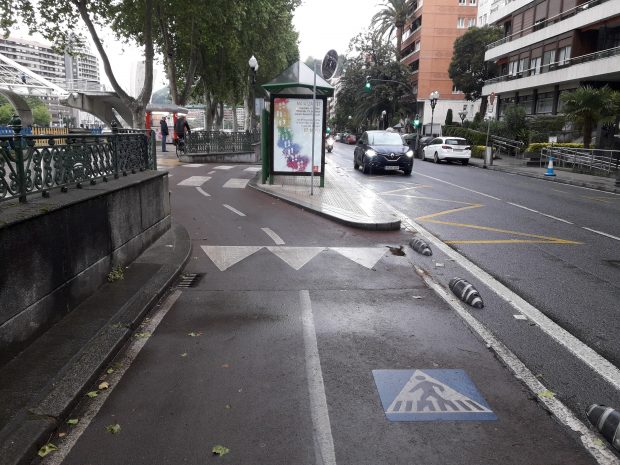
[485, 0, 619, 60]
[483, 45, 620, 94]
[400, 48, 421, 65]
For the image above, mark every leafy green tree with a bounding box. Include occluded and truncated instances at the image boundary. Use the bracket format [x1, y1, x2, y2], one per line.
[448, 26, 502, 111]
[2, 0, 155, 128]
[445, 109, 453, 126]
[0, 104, 14, 125]
[371, 0, 410, 60]
[33, 105, 52, 126]
[335, 33, 414, 133]
[560, 86, 620, 148]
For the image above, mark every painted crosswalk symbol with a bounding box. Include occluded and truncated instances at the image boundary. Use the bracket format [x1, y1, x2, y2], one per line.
[373, 369, 496, 421]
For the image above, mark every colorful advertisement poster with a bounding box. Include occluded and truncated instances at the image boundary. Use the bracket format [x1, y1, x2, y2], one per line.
[273, 97, 324, 174]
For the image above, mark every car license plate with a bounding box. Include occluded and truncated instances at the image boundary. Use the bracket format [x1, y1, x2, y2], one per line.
[385, 166, 399, 171]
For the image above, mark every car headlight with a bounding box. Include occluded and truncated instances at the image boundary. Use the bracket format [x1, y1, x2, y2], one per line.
[405, 149, 414, 157]
[365, 149, 376, 157]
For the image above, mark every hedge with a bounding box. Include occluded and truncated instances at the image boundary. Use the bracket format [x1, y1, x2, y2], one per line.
[525, 142, 584, 153]
[442, 126, 487, 145]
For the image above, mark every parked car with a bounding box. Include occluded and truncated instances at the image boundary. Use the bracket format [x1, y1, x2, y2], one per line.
[423, 137, 471, 164]
[354, 130, 414, 175]
[340, 132, 349, 143]
[334, 133, 342, 142]
[416, 136, 434, 159]
[346, 133, 357, 144]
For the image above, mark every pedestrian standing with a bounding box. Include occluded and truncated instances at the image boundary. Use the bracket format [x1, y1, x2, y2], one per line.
[160, 116, 169, 152]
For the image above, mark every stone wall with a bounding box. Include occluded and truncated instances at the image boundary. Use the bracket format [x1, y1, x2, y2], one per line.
[0, 171, 170, 365]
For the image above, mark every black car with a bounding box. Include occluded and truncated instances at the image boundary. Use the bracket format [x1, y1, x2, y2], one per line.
[354, 130, 414, 175]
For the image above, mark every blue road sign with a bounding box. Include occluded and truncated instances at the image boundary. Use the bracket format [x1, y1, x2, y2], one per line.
[372, 369, 497, 421]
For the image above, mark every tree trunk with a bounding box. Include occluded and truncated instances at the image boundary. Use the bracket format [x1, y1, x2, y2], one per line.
[243, 93, 251, 131]
[480, 96, 488, 117]
[396, 27, 403, 60]
[217, 101, 224, 130]
[232, 105, 238, 132]
[583, 119, 593, 148]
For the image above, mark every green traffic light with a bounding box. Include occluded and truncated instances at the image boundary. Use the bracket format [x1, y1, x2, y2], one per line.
[364, 80, 371, 92]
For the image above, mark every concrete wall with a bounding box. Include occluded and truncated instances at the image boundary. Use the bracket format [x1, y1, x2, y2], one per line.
[0, 171, 170, 365]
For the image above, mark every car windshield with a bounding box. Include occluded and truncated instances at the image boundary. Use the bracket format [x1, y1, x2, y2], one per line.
[368, 132, 404, 145]
[444, 138, 468, 145]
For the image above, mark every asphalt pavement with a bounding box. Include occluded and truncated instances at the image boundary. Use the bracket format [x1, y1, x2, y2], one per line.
[29, 148, 618, 465]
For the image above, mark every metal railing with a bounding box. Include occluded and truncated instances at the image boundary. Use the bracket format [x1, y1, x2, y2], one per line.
[491, 135, 524, 157]
[540, 146, 620, 174]
[487, 0, 611, 49]
[484, 46, 620, 86]
[185, 130, 260, 154]
[0, 122, 156, 204]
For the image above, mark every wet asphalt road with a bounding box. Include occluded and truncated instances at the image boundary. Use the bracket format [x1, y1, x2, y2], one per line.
[46, 158, 601, 465]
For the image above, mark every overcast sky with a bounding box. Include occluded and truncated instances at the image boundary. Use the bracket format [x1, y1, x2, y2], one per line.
[293, 0, 380, 60]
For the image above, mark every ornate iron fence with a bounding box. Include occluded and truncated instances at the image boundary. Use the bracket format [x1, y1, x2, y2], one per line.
[0, 119, 156, 204]
[185, 130, 260, 154]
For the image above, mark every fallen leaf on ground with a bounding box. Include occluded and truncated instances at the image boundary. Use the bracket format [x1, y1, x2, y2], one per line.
[212, 445, 230, 456]
[537, 390, 555, 399]
[134, 332, 151, 338]
[86, 391, 98, 398]
[435, 263, 444, 267]
[187, 332, 203, 337]
[106, 424, 121, 434]
[107, 368, 115, 374]
[221, 364, 230, 368]
[593, 438, 605, 446]
[412, 296, 423, 299]
[58, 432, 66, 438]
[38, 443, 58, 457]
[180, 353, 188, 357]
[66, 418, 79, 425]
[98, 381, 110, 390]
[225, 404, 231, 409]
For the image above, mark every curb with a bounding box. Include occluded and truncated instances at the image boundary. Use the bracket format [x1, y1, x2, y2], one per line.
[0, 222, 191, 465]
[248, 175, 401, 231]
[472, 162, 619, 194]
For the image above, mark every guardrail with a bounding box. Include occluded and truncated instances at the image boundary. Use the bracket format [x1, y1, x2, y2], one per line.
[491, 135, 524, 157]
[540, 146, 620, 174]
[486, 0, 611, 50]
[0, 122, 156, 204]
[185, 130, 260, 154]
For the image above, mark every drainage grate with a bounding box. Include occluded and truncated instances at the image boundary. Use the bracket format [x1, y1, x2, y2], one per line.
[177, 273, 204, 288]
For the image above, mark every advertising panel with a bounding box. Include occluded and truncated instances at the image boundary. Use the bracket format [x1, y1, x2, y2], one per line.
[272, 97, 324, 174]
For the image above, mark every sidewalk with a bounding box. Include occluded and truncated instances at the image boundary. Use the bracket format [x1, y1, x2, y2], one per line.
[468, 156, 619, 194]
[0, 223, 191, 465]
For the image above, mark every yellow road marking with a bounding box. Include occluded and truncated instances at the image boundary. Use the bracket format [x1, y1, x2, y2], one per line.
[416, 204, 581, 245]
[381, 194, 474, 205]
[380, 185, 432, 195]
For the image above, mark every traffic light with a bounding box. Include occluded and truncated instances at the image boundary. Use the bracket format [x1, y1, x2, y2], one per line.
[413, 114, 420, 128]
[326, 127, 331, 134]
[364, 76, 371, 92]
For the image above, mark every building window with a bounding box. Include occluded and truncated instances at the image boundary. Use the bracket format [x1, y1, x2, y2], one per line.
[509, 60, 519, 76]
[452, 85, 462, 94]
[414, 40, 420, 52]
[459, 0, 466, 5]
[557, 46, 571, 66]
[518, 57, 529, 74]
[457, 17, 465, 28]
[530, 57, 541, 75]
[542, 50, 554, 72]
[468, 18, 476, 27]
[536, 92, 554, 114]
[470, 0, 477, 4]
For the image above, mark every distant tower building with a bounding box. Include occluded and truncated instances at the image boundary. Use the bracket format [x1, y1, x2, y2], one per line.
[130, 60, 145, 99]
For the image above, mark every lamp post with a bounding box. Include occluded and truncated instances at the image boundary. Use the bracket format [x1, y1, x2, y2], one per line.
[381, 110, 386, 130]
[248, 55, 259, 131]
[458, 110, 467, 126]
[429, 90, 439, 136]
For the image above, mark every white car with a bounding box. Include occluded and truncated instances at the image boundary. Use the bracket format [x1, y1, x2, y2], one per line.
[423, 137, 471, 165]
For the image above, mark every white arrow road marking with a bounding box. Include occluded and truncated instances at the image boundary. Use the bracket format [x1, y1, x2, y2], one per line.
[181, 164, 203, 167]
[244, 166, 261, 172]
[201, 246, 262, 271]
[330, 247, 387, 270]
[223, 204, 246, 216]
[261, 227, 285, 245]
[196, 187, 210, 197]
[267, 247, 324, 270]
[223, 178, 249, 188]
[178, 176, 211, 186]
[215, 165, 234, 170]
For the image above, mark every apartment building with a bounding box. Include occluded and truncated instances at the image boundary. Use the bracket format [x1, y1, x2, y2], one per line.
[482, 0, 620, 118]
[400, 0, 480, 132]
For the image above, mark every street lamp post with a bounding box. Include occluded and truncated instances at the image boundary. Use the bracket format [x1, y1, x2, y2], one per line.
[381, 110, 387, 130]
[248, 55, 259, 131]
[429, 91, 439, 136]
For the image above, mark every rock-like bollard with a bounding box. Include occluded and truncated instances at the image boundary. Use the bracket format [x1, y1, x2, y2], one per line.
[449, 277, 484, 309]
[409, 238, 432, 256]
[587, 404, 620, 451]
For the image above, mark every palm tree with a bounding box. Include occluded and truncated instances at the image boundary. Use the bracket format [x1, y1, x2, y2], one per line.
[371, 0, 411, 60]
[560, 86, 620, 148]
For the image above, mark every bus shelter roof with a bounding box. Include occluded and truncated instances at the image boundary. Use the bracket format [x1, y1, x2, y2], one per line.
[262, 61, 334, 97]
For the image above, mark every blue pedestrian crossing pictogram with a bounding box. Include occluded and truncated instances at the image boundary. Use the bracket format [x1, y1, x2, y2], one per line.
[372, 369, 497, 421]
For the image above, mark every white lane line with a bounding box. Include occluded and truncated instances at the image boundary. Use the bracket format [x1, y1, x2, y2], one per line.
[507, 202, 539, 213]
[412, 270, 618, 465]
[540, 213, 573, 224]
[41, 291, 183, 465]
[300, 290, 337, 465]
[178, 176, 211, 186]
[215, 165, 234, 170]
[582, 227, 620, 242]
[208, 170, 216, 174]
[196, 187, 210, 197]
[223, 178, 249, 188]
[244, 166, 261, 172]
[414, 172, 502, 200]
[399, 214, 620, 389]
[261, 227, 285, 245]
[223, 204, 246, 216]
[513, 314, 528, 320]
